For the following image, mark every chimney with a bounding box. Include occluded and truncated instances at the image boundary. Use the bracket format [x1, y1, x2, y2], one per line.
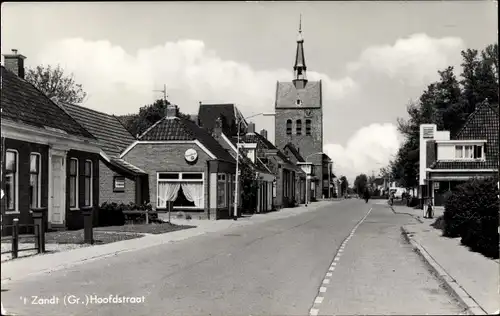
[260, 129, 268, 139]
[165, 103, 179, 118]
[3, 49, 26, 78]
[212, 116, 223, 140]
[247, 122, 256, 134]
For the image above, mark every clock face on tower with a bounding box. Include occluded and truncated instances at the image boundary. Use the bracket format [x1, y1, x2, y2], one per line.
[305, 109, 312, 117]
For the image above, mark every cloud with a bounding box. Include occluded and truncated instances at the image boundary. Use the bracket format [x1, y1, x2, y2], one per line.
[26, 33, 462, 182]
[347, 33, 465, 86]
[30, 38, 357, 116]
[324, 123, 403, 184]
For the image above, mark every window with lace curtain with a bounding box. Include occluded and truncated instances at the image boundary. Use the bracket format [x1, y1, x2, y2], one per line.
[157, 172, 204, 209]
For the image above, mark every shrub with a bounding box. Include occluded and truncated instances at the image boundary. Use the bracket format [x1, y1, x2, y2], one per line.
[431, 216, 445, 231]
[98, 202, 125, 227]
[443, 177, 499, 259]
[98, 201, 154, 226]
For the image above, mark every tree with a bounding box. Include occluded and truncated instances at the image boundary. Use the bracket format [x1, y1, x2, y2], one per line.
[353, 174, 368, 194]
[25, 64, 87, 104]
[391, 43, 499, 188]
[119, 99, 192, 137]
[339, 176, 348, 196]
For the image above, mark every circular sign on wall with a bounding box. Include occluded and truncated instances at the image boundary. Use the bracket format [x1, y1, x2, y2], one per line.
[185, 148, 198, 163]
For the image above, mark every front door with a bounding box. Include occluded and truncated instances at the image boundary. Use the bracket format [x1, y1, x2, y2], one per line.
[50, 155, 65, 224]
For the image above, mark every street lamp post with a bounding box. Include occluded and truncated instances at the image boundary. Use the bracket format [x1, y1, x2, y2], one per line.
[233, 112, 275, 220]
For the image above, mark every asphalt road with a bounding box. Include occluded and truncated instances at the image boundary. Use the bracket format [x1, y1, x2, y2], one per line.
[1, 200, 463, 316]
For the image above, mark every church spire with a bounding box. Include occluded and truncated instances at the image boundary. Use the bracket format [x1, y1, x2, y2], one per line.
[293, 14, 307, 89]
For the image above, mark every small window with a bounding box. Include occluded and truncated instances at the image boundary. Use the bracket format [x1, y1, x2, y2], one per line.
[286, 119, 292, 135]
[473, 145, 483, 159]
[5, 150, 18, 211]
[159, 173, 180, 180]
[69, 158, 79, 208]
[305, 119, 312, 135]
[182, 173, 203, 180]
[296, 120, 302, 135]
[113, 176, 126, 192]
[83, 160, 93, 207]
[464, 145, 474, 159]
[455, 146, 463, 159]
[30, 153, 41, 208]
[296, 99, 302, 106]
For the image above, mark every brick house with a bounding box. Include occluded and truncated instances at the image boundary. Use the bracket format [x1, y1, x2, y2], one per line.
[282, 143, 306, 204]
[198, 103, 276, 213]
[119, 103, 237, 220]
[419, 101, 499, 206]
[274, 23, 330, 200]
[60, 102, 148, 206]
[1, 52, 100, 232]
[237, 129, 305, 209]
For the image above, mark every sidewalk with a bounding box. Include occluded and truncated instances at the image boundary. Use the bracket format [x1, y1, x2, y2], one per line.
[397, 205, 499, 315]
[1, 201, 332, 284]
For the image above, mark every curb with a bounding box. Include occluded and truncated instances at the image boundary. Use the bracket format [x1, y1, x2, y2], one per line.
[391, 205, 424, 223]
[400, 226, 488, 315]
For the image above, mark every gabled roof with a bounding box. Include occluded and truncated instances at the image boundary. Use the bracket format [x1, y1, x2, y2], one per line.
[275, 80, 321, 109]
[235, 133, 304, 173]
[283, 143, 305, 162]
[0, 66, 95, 140]
[61, 102, 137, 157]
[139, 116, 235, 162]
[431, 102, 499, 170]
[197, 103, 248, 137]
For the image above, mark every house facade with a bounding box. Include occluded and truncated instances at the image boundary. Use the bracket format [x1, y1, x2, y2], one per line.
[60, 102, 148, 206]
[1, 52, 100, 232]
[419, 101, 499, 206]
[120, 103, 237, 220]
[282, 143, 307, 204]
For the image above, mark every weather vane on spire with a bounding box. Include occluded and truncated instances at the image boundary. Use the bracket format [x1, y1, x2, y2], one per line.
[299, 14, 302, 33]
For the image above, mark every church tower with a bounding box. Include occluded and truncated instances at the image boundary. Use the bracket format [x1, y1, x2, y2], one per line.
[274, 16, 324, 200]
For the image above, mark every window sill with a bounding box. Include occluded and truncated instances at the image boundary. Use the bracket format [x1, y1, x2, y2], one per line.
[70, 207, 80, 211]
[5, 210, 20, 215]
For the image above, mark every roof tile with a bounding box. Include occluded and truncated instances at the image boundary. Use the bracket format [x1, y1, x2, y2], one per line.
[1, 66, 95, 139]
[61, 102, 137, 157]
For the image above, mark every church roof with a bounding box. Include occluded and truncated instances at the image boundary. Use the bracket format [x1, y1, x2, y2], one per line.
[275, 80, 322, 109]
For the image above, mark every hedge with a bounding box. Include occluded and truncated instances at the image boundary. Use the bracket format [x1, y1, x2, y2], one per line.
[442, 177, 499, 259]
[98, 202, 154, 227]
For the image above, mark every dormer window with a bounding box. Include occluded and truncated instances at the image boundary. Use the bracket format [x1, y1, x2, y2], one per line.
[455, 145, 483, 159]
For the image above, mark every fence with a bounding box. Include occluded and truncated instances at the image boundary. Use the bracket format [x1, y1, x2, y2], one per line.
[1, 218, 45, 259]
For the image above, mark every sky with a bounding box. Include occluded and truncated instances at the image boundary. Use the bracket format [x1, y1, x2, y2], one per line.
[1, 1, 497, 183]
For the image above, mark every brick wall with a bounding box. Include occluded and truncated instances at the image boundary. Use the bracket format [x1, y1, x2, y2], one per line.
[1, 138, 49, 235]
[275, 108, 323, 199]
[123, 142, 211, 215]
[65, 150, 100, 230]
[98, 160, 136, 205]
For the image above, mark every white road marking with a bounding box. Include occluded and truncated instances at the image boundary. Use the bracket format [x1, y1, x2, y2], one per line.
[315, 297, 324, 304]
[310, 207, 373, 316]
